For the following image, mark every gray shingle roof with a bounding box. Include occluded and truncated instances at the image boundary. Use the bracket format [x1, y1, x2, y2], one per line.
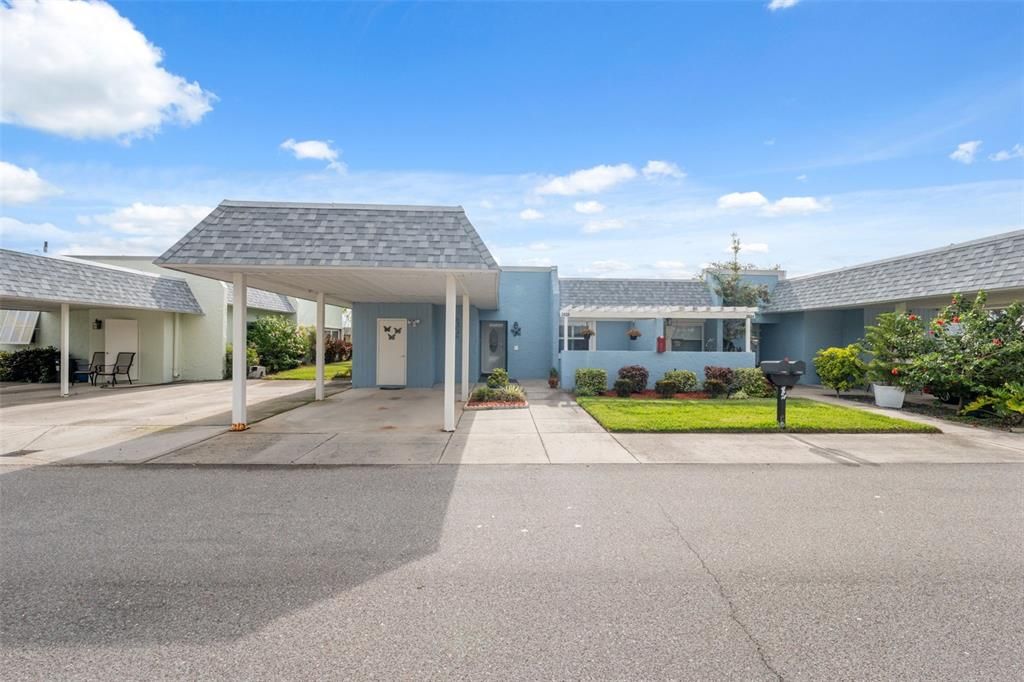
[766, 230, 1024, 312]
[155, 200, 498, 270]
[560, 278, 712, 309]
[223, 283, 294, 313]
[0, 249, 203, 314]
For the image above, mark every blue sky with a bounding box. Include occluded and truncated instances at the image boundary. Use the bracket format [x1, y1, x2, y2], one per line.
[1, 0, 1022, 278]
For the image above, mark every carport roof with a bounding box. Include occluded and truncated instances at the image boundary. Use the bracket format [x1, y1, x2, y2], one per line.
[154, 200, 501, 308]
[156, 200, 498, 270]
[0, 249, 203, 314]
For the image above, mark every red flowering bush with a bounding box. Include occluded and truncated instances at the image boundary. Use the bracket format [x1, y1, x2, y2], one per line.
[911, 292, 1024, 410]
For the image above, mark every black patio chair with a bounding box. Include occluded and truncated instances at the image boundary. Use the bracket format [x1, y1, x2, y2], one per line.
[95, 352, 136, 386]
[80, 351, 106, 386]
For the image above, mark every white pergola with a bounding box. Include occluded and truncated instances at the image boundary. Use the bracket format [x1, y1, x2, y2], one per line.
[560, 305, 760, 351]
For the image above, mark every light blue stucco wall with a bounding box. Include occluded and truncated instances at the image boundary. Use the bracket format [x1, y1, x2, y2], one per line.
[559, 350, 756, 390]
[759, 308, 870, 384]
[596, 321, 633, 350]
[478, 269, 558, 381]
[352, 302, 440, 388]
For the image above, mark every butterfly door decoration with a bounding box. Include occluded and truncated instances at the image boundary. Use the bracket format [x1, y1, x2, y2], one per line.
[383, 324, 403, 341]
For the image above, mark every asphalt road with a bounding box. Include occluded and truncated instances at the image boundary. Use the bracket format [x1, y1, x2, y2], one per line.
[2, 464, 1022, 680]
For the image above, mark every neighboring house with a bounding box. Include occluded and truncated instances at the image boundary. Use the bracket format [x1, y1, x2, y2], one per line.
[0, 251, 348, 384]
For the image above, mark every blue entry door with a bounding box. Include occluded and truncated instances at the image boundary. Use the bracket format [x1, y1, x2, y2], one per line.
[480, 321, 507, 375]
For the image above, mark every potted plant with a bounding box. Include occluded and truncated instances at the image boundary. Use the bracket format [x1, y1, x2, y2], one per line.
[862, 312, 930, 408]
[627, 327, 642, 340]
[579, 326, 595, 339]
[548, 367, 559, 388]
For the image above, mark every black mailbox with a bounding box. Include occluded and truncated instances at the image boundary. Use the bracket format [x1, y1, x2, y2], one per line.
[759, 360, 806, 429]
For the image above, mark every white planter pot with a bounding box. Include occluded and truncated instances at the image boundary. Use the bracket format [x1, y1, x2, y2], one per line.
[872, 384, 906, 409]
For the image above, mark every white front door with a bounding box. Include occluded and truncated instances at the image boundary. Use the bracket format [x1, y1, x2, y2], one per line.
[104, 318, 139, 381]
[376, 318, 407, 386]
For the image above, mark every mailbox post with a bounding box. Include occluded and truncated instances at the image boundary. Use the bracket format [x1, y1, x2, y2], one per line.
[760, 360, 806, 429]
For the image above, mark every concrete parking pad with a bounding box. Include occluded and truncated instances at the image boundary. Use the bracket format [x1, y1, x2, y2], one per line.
[441, 433, 549, 464]
[156, 432, 336, 465]
[541, 432, 637, 463]
[296, 433, 452, 465]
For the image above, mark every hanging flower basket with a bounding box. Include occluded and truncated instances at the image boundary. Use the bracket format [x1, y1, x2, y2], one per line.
[579, 326, 596, 339]
[626, 327, 642, 340]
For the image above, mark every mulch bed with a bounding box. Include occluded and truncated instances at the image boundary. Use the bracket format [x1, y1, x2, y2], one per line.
[465, 401, 530, 411]
[598, 390, 710, 400]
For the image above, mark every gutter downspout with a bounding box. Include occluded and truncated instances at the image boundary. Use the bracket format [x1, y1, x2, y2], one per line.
[172, 313, 181, 380]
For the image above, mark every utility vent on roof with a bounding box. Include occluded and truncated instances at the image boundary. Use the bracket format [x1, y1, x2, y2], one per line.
[0, 310, 40, 345]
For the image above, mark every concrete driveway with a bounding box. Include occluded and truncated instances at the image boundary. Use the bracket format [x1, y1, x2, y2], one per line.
[0, 379, 349, 468]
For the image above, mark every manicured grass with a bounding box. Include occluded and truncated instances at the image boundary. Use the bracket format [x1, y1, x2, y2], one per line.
[576, 397, 939, 433]
[265, 361, 352, 381]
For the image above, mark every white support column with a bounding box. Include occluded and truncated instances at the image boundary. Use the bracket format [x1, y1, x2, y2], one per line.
[231, 272, 248, 430]
[315, 292, 326, 401]
[744, 316, 752, 353]
[60, 303, 69, 397]
[562, 314, 569, 352]
[461, 293, 470, 402]
[444, 275, 457, 432]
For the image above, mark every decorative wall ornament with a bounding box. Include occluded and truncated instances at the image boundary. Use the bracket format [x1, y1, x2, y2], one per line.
[511, 321, 522, 337]
[383, 324, 403, 341]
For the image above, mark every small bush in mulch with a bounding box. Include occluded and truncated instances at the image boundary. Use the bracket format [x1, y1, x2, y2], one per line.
[617, 365, 650, 393]
[467, 384, 528, 410]
[612, 379, 633, 398]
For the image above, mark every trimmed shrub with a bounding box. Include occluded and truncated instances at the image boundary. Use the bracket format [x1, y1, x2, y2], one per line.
[224, 343, 260, 379]
[734, 367, 775, 398]
[654, 379, 677, 398]
[471, 386, 498, 402]
[575, 368, 608, 397]
[813, 345, 866, 396]
[703, 378, 729, 398]
[249, 316, 309, 373]
[663, 369, 698, 393]
[704, 366, 736, 388]
[612, 379, 632, 397]
[728, 390, 750, 400]
[617, 365, 650, 393]
[486, 367, 510, 388]
[494, 384, 527, 403]
[0, 346, 59, 383]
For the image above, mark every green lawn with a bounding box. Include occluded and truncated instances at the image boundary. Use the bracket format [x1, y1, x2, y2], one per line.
[264, 361, 352, 381]
[576, 397, 939, 433]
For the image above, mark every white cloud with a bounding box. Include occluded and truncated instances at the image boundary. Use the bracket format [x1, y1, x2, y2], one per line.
[989, 143, 1024, 162]
[574, 200, 606, 214]
[0, 161, 61, 204]
[518, 256, 553, 267]
[582, 219, 625, 234]
[536, 163, 637, 195]
[69, 202, 213, 253]
[479, 199, 494, 209]
[718, 191, 828, 216]
[0, 0, 214, 141]
[642, 160, 686, 179]
[717, 191, 769, 209]
[763, 138, 776, 146]
[762, 196, 830, 216]
[796, 174, 808, 181]
[585, 259, 632, 274]
[519, 208, 544, 221]
[742, 242, 770, 253]
[654, 260, 686, 270]
[528, 242, 552, 251]
[767, 0, 800, 10]
[949, 140, 982, 165]
[280, 138, 344, 171]
[0, 216, 74, 247]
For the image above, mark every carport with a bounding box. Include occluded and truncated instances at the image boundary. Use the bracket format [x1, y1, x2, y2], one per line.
[155, 200, 500, 432]
[0, 249, 204, 396]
